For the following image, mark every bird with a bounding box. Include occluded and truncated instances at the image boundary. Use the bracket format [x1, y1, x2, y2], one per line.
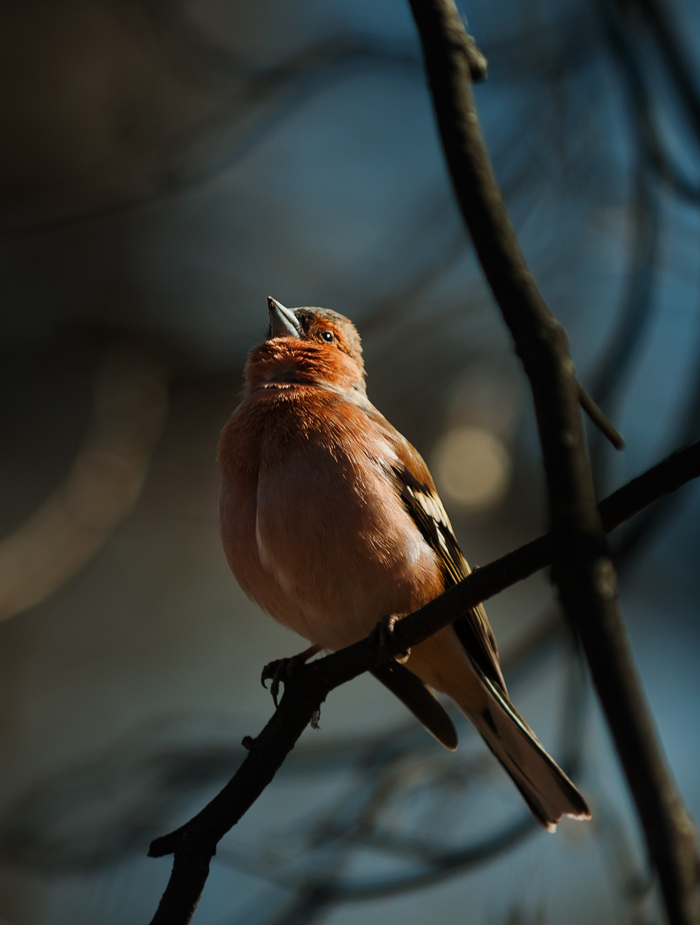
[218, 296, 591, 832]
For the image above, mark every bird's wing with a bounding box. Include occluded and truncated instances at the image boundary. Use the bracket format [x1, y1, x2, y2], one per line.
[370, 662, 458, 749]
[362, 405, 507, 695]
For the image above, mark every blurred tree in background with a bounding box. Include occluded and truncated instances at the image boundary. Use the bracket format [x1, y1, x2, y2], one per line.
[0, 0, 699, 923]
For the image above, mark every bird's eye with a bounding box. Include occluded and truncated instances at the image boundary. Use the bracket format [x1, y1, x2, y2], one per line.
[320, 330, 335, 343]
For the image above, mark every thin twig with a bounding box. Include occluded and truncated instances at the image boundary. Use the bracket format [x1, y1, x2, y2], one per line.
[148, 441, 700, 925]
[578, 382, 625, 450]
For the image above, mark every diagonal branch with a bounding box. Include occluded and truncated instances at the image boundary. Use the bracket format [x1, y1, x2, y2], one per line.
[147, 441, 700, 925]
[405, 2, 700, 923]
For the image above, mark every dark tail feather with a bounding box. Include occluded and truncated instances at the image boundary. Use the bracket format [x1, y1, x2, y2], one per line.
[372, 662, 458, 750]
[463, 664, 591, 832]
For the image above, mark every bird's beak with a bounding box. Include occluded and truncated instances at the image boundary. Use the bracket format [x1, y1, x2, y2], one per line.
[267, 296, 302, 339]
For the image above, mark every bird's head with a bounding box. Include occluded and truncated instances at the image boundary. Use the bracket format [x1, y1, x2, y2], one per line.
[244, 297, 366, 395]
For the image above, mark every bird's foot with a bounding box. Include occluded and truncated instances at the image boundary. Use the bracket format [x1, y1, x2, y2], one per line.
[261, 644, 321, 708]
[373, 614, 411, 665]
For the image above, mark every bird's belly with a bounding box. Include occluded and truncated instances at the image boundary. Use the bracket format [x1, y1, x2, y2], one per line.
[247, 450, 442, 650]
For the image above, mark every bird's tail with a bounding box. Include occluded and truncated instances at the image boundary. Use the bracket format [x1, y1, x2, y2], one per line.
[462, 665, 591, 832]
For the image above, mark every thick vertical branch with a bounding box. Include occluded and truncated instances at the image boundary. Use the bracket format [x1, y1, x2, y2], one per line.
[406, 2, 700, 923]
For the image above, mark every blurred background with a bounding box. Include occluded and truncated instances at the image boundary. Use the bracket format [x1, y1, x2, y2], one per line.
[0, 0, 699, 922]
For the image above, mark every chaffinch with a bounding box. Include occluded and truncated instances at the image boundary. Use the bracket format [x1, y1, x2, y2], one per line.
[218, 297, 591, 832]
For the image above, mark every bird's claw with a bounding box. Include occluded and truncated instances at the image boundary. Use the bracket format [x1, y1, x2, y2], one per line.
[261, 645, 321, 708]
[373, 614, 411, 664]
[261, 658, 292, 707]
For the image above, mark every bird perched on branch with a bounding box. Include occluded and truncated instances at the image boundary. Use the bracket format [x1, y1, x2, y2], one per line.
[218, 297, 591, 832]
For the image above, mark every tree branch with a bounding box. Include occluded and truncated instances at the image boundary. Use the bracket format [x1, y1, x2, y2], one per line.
[148, 441, 700, 925]
[405, 2, 700, 923]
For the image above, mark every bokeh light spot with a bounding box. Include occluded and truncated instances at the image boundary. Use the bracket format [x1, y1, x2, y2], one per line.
[432, 426, 511, 511]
